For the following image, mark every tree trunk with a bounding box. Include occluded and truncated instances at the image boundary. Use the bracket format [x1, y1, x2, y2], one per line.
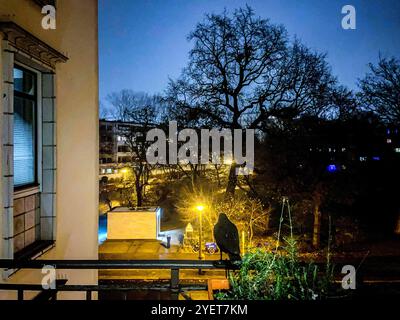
[265, 213, 270, 233]
[395, 212, 400, 235]
[312, 203, 322, 249]
[135, 180, 143, 207]
[106, 198, 113, 212]
[248, 223, 254, 247]
[214, 165, 221, 187]
[225, 164, 238, 196]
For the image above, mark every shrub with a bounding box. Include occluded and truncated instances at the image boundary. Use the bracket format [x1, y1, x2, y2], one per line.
[215, 238, 334, 300]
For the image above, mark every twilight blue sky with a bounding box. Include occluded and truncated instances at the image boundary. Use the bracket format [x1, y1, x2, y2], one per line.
[99, 0, 400, 104]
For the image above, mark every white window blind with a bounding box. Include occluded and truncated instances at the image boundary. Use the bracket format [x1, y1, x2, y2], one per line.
[13, 67, 37, 187]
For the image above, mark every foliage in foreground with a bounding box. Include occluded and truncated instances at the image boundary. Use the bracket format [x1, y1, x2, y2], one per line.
[215, 238, 334, 300]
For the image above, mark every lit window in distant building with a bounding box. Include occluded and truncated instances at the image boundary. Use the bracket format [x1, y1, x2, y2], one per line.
[359, 156, 367, 162]
[395, 148, 400, 153]
[106, 168, 112, 174]
[387, 138, 392, 144]
[341, 147, 346, 152]
[372, 156, 380, 161]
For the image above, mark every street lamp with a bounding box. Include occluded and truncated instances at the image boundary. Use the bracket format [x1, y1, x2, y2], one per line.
[196, 204, 205, 261]
[196, 204, 205, 275]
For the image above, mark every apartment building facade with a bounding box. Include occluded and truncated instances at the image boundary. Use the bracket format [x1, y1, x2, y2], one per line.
[0, 0, 99, 299]
[99, 119, 145, 178]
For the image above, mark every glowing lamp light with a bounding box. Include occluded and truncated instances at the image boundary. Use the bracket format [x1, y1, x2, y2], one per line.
[327, 164, 337, 173]
[196, 205, 205, 212]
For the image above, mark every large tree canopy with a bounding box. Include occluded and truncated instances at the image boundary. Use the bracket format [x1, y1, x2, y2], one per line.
[166, 6, 338, 131]
[359, 56, 400, 124]
[166, 6, 340, 195]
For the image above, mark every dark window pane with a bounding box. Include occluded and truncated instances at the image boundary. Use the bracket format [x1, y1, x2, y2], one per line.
[14, 68, 35, 96]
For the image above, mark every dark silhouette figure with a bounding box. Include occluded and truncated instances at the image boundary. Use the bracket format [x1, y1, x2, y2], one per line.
[214, 213, 241, 261]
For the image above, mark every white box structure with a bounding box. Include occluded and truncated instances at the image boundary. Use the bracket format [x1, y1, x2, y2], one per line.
[107, 207, 162, 240]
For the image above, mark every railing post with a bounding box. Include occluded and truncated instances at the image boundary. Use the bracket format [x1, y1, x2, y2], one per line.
[170, 268, 179, 291]
[17, 289, 23, 301]
[86, 290, 92, 301]
[50, 290, 58, 300]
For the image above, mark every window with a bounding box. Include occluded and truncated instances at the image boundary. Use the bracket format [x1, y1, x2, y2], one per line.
[33, 0, 56, 8]
[118, 156, 130, 163]
[13, 66, 37, 188]
[118, 145, 129, 153]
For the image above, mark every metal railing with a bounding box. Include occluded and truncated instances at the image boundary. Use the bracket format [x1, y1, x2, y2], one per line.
[0, 259, 239, 300]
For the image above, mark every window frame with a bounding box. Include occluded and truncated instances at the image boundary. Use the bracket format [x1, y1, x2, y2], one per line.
[33, 0, 57, 8]
[13, 62, 42, 192]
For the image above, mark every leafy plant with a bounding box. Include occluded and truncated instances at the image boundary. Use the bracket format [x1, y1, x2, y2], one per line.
[215, 237, 335, 300]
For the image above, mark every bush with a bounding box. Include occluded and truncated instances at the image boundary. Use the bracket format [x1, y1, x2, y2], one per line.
[215, 238, 334, 300]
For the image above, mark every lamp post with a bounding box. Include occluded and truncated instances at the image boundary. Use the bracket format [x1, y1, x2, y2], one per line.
[196, 205, 205, 261]
[196, 204, 205, 275]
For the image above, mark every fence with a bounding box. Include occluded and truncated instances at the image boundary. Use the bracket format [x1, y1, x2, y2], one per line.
[0, 259, 239, 300]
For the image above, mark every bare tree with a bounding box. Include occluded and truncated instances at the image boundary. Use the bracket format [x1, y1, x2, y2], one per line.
[166, 6, 337, 195]
[216, 195, 270, 246]
[107, 90, 162, 207]
[359, 56, 400, 123]
[99, 101, 111, 120]
[359, 56, 400, 235]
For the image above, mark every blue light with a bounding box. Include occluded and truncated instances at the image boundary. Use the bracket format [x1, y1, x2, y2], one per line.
[327, 164, 337, 172]
[372, 156, 380, 161]
[98, 214, 107, 244]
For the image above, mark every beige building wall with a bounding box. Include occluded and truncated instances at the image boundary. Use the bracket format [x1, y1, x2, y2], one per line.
[0, 0, 99, 299]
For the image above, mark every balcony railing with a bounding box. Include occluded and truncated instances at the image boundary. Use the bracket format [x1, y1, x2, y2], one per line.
[0, 259, 239, 300]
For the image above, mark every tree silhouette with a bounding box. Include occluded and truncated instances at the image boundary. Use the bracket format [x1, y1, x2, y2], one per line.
[166, 6, 338, 195]
[359, 56, 400, 123]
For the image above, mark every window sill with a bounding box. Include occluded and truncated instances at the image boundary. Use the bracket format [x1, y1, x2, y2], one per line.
[4, 241, 55, 278]
[14, 240, 55, 261]
[13, 185, 40, 199]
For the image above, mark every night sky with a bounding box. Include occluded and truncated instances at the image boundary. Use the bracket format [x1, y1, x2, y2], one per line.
[99, 0, 400, 104]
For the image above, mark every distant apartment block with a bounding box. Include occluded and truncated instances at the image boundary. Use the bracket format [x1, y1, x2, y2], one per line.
[99, 119, 145, 177]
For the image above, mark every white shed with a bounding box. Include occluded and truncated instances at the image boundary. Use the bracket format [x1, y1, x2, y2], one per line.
[107, 207, 162, 240]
